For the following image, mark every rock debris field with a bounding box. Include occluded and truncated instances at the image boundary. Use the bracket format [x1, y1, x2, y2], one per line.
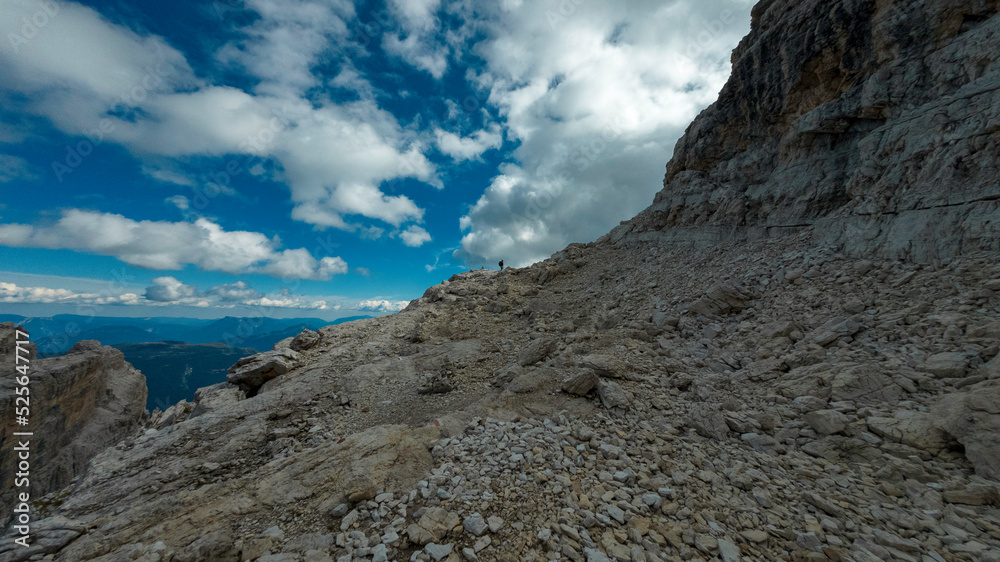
[4, 231, 1000, 562]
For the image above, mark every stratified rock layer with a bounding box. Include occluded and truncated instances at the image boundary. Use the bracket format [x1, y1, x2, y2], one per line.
[0, 325, 147, 514]
[618, 0, 1000, 261]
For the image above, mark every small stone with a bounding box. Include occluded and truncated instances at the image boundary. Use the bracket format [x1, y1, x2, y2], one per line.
[348, 486, 376, 503]
[330, 504, 349, 518]
[842, 299, 866, 314]
[418, 508, 460, 542]
[803, 410, 850, 435]
[518, 338, 556, 367]
[751, 488, 773, 508]
[463, 513, 488, 537]
[584, 548, 613, 562]
[873, 529, 920, 553]
[718, 538, 741, 562]
[802, 491, 845, 518]
[920, 352, 972, 378]
[407, 524, 433, 546]
[694, 534, 718, 553]
[425, 543, 454, 561]
[371, 544, 388, 562]
[563, 370, 600, 396]
[304, 551, 333, 562]
[487, 516, 503, 533]
[641, 493, 661, 508]
[796, 532, 823, 552]
[604, 504, 626, 524]
[260, 526, 285, 541]
[340, 510, 359, 532]
[739, 530, 768, 544]
[462, 547, 479, 561]
[474, 536, 491, 552]
[598, 380, 630, 412]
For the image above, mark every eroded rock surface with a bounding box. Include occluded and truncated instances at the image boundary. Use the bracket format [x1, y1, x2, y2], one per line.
[621, 0, 1000, 263]
[0, 325, 146, 514]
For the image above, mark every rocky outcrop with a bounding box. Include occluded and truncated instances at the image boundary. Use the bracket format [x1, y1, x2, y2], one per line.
[0, 324, 146, 515]
[616, 0, 1000, 262]
[934, 385, 1000, 479]
[687, 283, 752, 317]
[0, 322, 32, 372]
[226, 347, 301, 394]
[289, 328, 321, 351]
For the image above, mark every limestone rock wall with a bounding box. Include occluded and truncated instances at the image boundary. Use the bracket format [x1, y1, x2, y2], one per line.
[0, 323, 147, 515]
[620, 0, 1000, 261]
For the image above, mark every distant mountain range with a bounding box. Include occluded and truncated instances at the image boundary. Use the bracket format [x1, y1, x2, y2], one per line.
[2, 314, 369, 355]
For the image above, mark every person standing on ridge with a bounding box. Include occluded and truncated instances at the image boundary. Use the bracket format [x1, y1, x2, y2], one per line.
[499, 260, 504, 270]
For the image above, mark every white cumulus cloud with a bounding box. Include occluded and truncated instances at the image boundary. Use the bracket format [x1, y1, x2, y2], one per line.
[216, 0, 355, 98]
[451, 0, 753, 267]
[164, 195, 190, 210]
[398, 225, 432, 248]
[144, 276, 198, 302]
[254, 249, 349, 280]
[435, 124, 503, 162]
[0, 0, 436, 236]
[143, 278, 328, 310]
[383, 0, 448, 78]
[0, 276, 336, 311]
[0, 209, 349, 280]
[356, 299, 410, 313]
[0, 282, 141, 305]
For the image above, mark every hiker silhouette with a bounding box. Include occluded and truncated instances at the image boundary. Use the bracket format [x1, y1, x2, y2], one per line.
[499, 260, 504, 270]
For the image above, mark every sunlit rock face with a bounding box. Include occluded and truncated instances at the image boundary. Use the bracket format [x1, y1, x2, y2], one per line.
[618, 0, 1000, 261]
[0, 324, 147, 515]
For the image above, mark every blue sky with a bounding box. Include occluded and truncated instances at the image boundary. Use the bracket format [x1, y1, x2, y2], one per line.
[0, 0, 752, 320]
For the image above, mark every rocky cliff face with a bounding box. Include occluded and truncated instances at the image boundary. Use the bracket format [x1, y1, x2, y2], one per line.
[3, 1, 1000, 561]
[0, 323, 147, 518]
[619, 0, 1000, 261]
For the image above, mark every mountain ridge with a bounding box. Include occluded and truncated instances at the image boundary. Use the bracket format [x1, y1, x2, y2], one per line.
[11, 314, 371, 354]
